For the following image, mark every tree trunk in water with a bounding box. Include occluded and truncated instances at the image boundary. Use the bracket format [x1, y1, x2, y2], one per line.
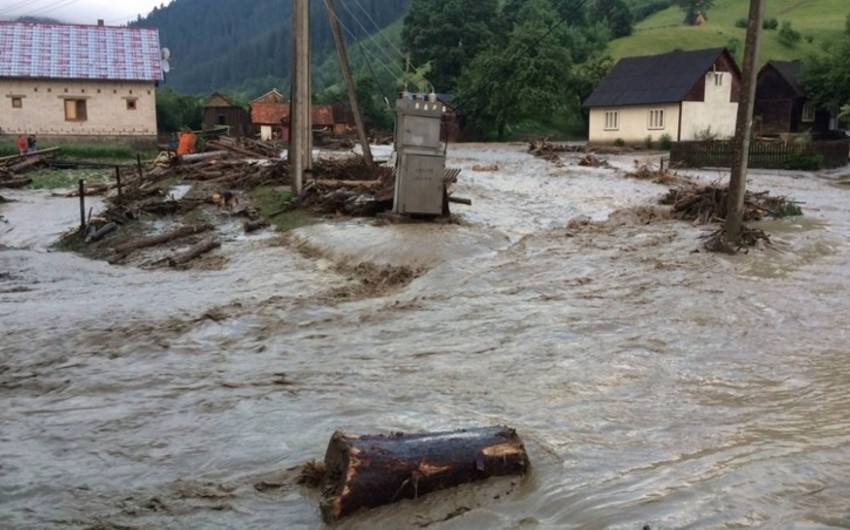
[168, 237, 220, 267]
[111, 223, 213, 262]
[320, 426, 529, 523]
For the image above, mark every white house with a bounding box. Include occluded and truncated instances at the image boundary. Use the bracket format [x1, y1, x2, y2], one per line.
[0, 20, 163, 143]
[583, 48, 741, 145]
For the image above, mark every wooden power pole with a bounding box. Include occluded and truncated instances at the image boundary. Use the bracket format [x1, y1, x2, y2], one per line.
[290, 0, 310, 194]
[325, 0, 373, 166]
[726, 0, 765, 243]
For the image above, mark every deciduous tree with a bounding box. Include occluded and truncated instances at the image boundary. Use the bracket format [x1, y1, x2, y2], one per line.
[674, 0, 715, 25]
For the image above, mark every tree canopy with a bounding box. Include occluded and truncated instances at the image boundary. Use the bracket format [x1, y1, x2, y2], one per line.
[674, 0, 714, 25]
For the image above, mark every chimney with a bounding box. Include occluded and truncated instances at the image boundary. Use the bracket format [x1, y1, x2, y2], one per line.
[97, 19, 104, 27]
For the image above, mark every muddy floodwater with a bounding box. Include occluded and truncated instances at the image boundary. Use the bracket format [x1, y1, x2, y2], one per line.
[3, 143, 850, 529]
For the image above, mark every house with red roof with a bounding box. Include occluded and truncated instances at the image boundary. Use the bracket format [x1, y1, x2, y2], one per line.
[0, 20, 163, 142]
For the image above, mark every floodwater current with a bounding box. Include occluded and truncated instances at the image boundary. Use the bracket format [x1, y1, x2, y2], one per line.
[2, 144, 850, 529]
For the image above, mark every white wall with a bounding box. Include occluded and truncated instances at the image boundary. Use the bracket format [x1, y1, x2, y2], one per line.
[1, 79, 157, 138]
[588, 103, 680, 144]
[680, 72, 738, 140]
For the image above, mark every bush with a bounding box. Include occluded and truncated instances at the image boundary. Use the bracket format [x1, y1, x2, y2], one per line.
[735, 18, 747, 29]
[644, 135, 654, 149]
[763, 17, 779, 30]
[782, 152, 821, 170]
[633, 0, 673, 22]
[695, 126, 719, 141]
[778, 21, 801, 47]
[659, 133, 673, 150]
[614, 138, 625, 147]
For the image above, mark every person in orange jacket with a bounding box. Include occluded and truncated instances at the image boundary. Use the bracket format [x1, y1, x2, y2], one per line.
[16, 135, 27, 155]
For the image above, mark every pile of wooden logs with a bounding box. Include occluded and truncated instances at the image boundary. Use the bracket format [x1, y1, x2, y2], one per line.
[660, 183, 802, 224]
[0, 147, 61, 188]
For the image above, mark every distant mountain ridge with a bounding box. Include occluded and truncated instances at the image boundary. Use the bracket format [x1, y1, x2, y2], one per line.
[134, 0, 410, 97]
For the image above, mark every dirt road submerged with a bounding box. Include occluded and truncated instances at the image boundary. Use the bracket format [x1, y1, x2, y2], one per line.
[3, 144, 850, 529]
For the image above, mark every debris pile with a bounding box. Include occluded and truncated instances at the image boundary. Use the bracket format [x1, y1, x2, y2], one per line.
[578, 154, 610, 168]
[0, 147, 61, 188]
[625, 159, 682, 185]
[660, 183, 802, 224]
[528, 139, 583, 165]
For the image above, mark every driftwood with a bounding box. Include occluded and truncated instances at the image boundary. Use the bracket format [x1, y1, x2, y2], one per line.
[168, 237, 220, 267]
[0, 177, 33, 189]
[111, 223, 214, 261]
[243, 219, 270, 233]
[318, 426, 529, 523]
[86, 222, 119, 242]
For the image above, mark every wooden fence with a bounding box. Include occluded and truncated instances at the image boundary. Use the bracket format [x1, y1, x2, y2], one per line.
[670, 139, 849, 169]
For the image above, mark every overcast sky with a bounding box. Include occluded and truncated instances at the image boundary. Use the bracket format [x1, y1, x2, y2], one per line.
[0, 0, 172, 25]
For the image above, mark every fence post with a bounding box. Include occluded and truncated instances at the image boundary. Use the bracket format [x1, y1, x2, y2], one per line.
[79, 179, 86, 231]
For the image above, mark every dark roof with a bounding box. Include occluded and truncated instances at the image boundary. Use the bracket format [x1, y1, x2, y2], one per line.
[583, 48, 734, 108]
[761, 60, 804, 97]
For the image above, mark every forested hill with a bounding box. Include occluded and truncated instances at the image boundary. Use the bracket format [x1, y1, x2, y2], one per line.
[134, 0, 410, 97]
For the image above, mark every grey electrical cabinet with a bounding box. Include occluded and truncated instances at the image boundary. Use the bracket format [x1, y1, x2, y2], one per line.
[393, 96, 447, 215]
[395, 151, 446, 215]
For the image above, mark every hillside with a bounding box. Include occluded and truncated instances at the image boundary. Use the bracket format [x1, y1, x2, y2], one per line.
[135, 0, 410, 97]
[607, 0, 846, 63]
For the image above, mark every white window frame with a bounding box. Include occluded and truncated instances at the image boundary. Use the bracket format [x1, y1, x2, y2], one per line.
[648, 109, 665, 130]
[604, 110, 619, 131]
[802, 102, 815, 123]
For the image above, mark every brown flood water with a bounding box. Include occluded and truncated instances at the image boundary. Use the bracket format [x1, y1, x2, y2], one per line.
[2, 144, 850, 529]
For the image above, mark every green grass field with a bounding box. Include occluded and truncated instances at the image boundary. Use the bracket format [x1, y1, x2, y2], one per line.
[608, 0, 847, 63]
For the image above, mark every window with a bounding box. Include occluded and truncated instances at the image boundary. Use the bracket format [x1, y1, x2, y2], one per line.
[604, 111, 619, 130]
[11, 97, 22, 108]
[64, 99, 87, 121]
[648, 109, 665, 130]
[714, 72, 723, 86]
[126, 99, 137, 110]
[802, 102, 815, 123]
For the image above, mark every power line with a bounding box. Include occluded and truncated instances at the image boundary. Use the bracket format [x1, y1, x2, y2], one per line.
[351, 0, 406, 60]
[333, 11, 405, 81]
[28, 0, 84, 17]
[4, 0, 61, 15]
[336, 0, 407, 74]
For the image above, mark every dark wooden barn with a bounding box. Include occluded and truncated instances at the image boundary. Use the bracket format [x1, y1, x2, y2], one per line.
[755, 61, 830, 137]
[203, 92, 252, 137]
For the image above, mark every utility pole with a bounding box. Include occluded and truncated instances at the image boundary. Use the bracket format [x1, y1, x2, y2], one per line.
[324, 0, 373, 166]
[726, 0, 765, 243]
[290, 0, 310, 194]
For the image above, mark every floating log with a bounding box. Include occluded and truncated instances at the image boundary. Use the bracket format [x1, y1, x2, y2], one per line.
[111, 223, 213, 261]
[168, 237, 221, 267]
[319, 425, 529, 523]
[448, 196, 472, 205]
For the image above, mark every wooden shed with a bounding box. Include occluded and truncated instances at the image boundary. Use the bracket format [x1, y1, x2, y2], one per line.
[203, 92, 251, 137]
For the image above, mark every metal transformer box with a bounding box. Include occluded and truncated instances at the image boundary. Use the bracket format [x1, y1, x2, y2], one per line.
[393, 97, 446, 215]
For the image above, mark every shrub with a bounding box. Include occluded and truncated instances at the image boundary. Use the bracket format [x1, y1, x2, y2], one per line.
[614, 138, 626, 147]
[644, 135, 654, 149]
[763, 17, 779, 30]
[694, 126, 719, 141]
[782, 152, 821, 170]
[735, 18, 747, 29]
[659, 133, 673, 150]
[778, 21, 801, 47]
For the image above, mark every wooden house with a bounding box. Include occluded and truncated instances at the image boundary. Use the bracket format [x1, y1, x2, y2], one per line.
[250, 89, 288, 141]
[583, 48, 741, 144]
[0, 20, 163, 142]
[754, 60, 831, 137]
[203, 92, 251, 136]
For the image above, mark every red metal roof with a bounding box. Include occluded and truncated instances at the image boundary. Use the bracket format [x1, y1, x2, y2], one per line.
[251, 102, 290, 125]
[0, 21, 163, 82]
